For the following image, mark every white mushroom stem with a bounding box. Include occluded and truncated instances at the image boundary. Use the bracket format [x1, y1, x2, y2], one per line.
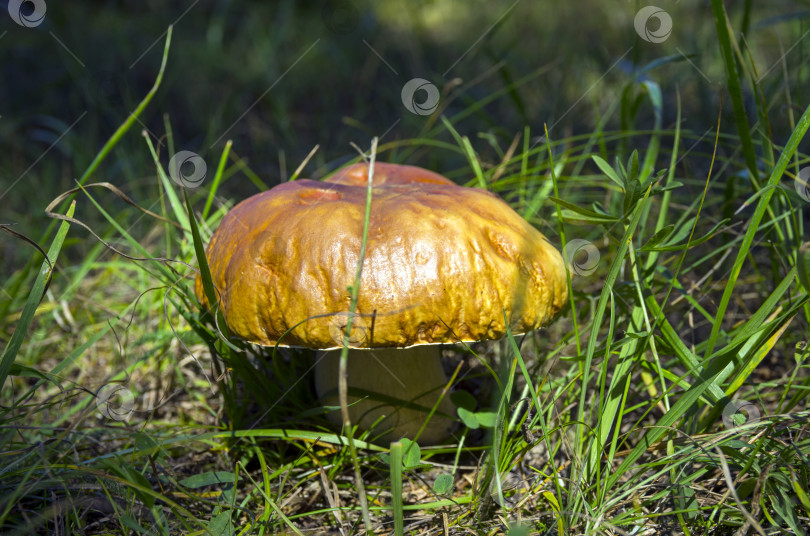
[314, 346, 457, 444]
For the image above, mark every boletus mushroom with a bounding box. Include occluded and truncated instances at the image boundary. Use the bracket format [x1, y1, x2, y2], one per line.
[196, 162, 567, 444]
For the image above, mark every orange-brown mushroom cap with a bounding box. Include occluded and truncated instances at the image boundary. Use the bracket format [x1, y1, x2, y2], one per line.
[195, 163, 567, 349]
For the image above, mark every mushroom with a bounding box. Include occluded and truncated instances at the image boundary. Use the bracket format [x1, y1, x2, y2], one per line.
[196, 162, 567, 444]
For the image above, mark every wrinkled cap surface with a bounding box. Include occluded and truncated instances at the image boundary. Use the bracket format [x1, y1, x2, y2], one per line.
[195, 163, 567, 349]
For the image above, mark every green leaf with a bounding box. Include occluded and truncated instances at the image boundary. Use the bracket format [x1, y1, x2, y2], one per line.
[450, 390, 476, 411]
[8, 363, 61, 386]
[623, 178, 642, 215]
[640, 224, 675, 251]
[773, 488, 803, 533]
[614, 155, 627, 180]
[792, 474, 810, 511]
[592, 155, 624, 188]
[646, 218, 729, 252]
[627, 149, 640, 183]
[135, 433, 163, 460]
[179, 471, 236, 489]
[651, 180, 683, 194]
[457, 407, 480, 429]
[560, 209, 618, 224]
[135, 434, 158, 450]
[399, 438, 422, 468]
[549, 197, 620, 223]
[474, 411, 498, 428]
[433, 473, 454, 495]
[207, 511, 235, 536]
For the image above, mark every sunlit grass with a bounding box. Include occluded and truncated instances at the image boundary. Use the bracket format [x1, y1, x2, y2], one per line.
[2, 2, 810, 535]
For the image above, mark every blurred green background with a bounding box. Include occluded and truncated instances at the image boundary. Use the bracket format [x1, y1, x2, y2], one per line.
[1, 0, 807, 258]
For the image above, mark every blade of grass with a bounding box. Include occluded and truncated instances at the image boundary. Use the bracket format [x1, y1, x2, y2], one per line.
[20, 298, 139, 407]
[591, 305, 643, 503]
[440, 116, 486, 188]
[0, 201, 75, 389]
[704, 103, 810, 360]
[143, 133, 190, 231]
[644, 90, 681, 273]
[70, 183, 175, 283]
[185, 189, 228, 340]
[202, 140, 233, 220]
[723, 313, 795, 396]
[607, 294, 808, 492]
[699, 297, 807, 429]
[0, 27, 174, 323]
[638, 81, 663, 183]
[238, 461, 304, 536]
[337, 137, 378, 535]
[545, 124, 580, 356]
[490, 347, 518, 509]
[710, 0, 758, 185]
[645, 294, 726, 405]
[577, 185, 653, 483]
[390, 441, 404, 536]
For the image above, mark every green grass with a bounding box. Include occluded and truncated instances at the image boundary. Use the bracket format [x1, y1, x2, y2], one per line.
[3, 1, 810, 534]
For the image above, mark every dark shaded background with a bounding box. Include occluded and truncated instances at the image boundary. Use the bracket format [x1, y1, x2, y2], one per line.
[1, 0, 807, 254]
